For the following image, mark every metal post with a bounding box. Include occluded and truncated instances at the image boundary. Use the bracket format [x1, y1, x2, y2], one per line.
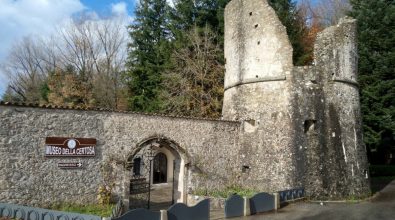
[171, 160, 175, 204]
[148, 159, 152, 209]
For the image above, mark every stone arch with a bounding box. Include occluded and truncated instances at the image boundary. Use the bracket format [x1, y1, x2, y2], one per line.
[128, 135, 190, 164]
[124, 135, 190, 208]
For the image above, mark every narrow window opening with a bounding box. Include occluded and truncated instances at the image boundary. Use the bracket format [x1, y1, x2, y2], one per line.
[246, 119, 255, 125]
[304, 120, 316, 134]
[242, 165, 250, 173]
[133, 157, 141, 176]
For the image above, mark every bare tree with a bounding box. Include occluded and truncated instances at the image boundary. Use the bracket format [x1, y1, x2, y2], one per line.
[91, 18, 128, 109]
[2, 36, 48, 103]
[53, 17, 127, 109]
[318, 0, 351, 26]
[2, 15, 128, 109]
[299, 0, 351, 27]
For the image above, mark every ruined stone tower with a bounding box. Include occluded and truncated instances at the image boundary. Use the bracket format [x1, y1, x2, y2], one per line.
[222, 0, 299, 193]
[223, 0, 370, 199]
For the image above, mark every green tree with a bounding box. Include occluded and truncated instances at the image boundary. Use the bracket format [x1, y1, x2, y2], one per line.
[269, 0, 309, 65]
[169, 0, 230, 49]
[349, 0, 395, 163]
[124, 0, 170, 112]
[161, 26, 224, 118]
[159, 0, 229, 117]
[170, 0, 230, 31]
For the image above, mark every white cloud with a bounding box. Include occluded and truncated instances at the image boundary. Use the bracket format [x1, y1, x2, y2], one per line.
[0, 0, 85, 52]
[111, 2, 128, 16]
[0, 0, 85, 97]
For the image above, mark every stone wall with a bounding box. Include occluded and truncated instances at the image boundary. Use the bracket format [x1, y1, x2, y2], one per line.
[313, 17, 370, 199]
[222, 0, 370, 200]
[0, 105, 241, 207]
[223, 0, 298, 193]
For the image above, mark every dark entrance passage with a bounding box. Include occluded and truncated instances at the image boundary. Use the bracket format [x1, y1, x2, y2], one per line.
[153, 153, 167, 184]
[127, 137, 187, 211]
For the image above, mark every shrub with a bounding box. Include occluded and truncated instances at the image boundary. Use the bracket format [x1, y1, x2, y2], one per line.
[193, 185, 257, 198]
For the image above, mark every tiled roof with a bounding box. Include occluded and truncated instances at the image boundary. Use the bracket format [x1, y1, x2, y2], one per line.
[0, 101, 239, 123]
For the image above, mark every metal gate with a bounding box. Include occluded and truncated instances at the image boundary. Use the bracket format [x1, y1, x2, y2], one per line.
[129, 176, 150, 209]
[127, 146, 155, 210]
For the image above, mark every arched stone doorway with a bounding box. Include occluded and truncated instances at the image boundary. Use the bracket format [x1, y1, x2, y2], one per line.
[125, 137, 189, 210]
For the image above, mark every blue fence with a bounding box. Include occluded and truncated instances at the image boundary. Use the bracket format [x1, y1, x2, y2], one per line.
[224, 187, 305, 218]
[0, 203, 101, 220]
[224, 195, 244, 218]
[249, 192, 275, 215]
[112, 208, 160, 220]
[278, 188, 304, 203]
[167, 199, 209, 220]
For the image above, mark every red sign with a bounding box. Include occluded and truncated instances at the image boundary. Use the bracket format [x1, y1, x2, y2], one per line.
[45, 137, 96, 157]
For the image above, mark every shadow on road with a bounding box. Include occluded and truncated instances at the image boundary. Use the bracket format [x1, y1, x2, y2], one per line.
[370, 176, 395, 194]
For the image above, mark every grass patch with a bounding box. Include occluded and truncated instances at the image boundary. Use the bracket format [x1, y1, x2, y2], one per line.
[50, 203, 114, 217]
[193, 185, 258, 198]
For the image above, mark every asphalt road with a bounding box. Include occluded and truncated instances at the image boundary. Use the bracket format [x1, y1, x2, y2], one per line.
[227, 180, 395, 220]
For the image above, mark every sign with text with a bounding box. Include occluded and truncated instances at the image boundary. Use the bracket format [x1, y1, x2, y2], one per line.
[58, 162, 83, 169]
[45, 137, 96, 157]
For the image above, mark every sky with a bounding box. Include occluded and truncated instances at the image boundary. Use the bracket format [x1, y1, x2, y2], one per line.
[0, 0, 136, 97]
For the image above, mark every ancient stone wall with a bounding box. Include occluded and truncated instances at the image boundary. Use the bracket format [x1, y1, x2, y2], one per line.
[223, 0, 299, 193]
[222, 0, 370, 200]
[0, 105, 241, 207]
[313, 17, 370, 199]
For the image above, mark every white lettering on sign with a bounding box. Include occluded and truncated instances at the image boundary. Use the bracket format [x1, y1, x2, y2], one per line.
[45, 137, 96, 157]
[45, 145, 95, 156]
[46, 146, 62, 155]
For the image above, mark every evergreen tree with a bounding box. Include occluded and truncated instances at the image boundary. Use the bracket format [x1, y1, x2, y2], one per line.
[169, 0, 230, 46]
[125, 0, 170, 112]
[158, 0, 229, 117]
[161, 26, 224, 118]
[349, 0, 395, 163]
[269, 0, 309, 65]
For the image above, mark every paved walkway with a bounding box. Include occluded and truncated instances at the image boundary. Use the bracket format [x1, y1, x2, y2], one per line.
[217, 180, 395, 220]
[149, 183, 173, 211]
